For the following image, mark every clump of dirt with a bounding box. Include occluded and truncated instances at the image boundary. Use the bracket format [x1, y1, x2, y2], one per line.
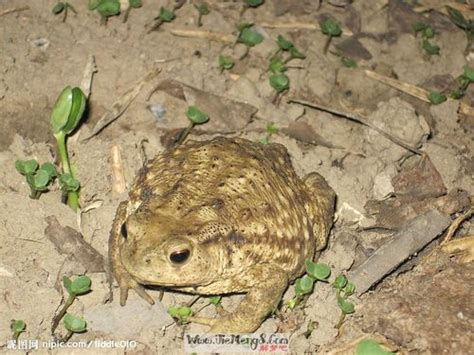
[0, 0, 472, 353]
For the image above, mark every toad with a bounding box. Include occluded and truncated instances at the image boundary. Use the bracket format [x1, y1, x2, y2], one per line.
[109, 137, 335, 333]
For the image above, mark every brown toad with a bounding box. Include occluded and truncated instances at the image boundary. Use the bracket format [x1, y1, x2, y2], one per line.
[109, 137, 335, 333]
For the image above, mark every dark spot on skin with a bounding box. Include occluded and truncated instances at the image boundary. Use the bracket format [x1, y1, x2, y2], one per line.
[211, 199, 225, 210]
[228, 231, 245, 244]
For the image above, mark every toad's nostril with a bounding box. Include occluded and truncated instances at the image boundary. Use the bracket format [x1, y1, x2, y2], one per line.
[120, 223, 128, 239]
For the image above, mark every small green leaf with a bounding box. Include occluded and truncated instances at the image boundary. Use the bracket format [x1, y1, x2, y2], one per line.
[64, 313, 87, 333]
[239, 27, 264, 47]
[62, 87, 86, 135]
[195, 3, 209, 15]
[413, 21, 427, 33]
[269, 57, 287, 74]
[269, 74, 290, 92]
[356, 339, 395, 355]
[266, 122, 278, 135]
[320, 18, 342, 37]
[337, 296, 355, 314]
[15, 160, 39, 175]
[177, 306, 193, 317]
[287, 298, 298, 310]
[449, 89, 465, 99]
[446, 6, 469, 30]
[52, 2, 65, 14]
[50, 86, 73, 134]
[427, 91, 447, 105]
[289, 46, 305, 59]
[129, 0, 142, 8]
[344, 282, 356, 297]
[333, 274, 348, 289]
[238, 22, 253, 32]
[258, 136, 269, 145]
[422, 26, 435, 39]
[305, 260, 331, 280]
[186, 106, 209, 124]
[422, 39, 440, 55]
[276, 34, 294, 50]
[97, 0, 121, 17]
[209, 296, 222, 305]
[168, 306, 179, 318]
[245, 0, 264, 7]
[218, 55, 235, 70]
[33, 170, 50, 190]
[463, 65, 474, 82]
[70, 276, 92, 295]
[341, 56, 357, 68]
[11, 320, 26, 333]
[40, 162, 57, 178]
[295, 275, 314, 295]
[63, 276, 73, 294]
[159, 7, 175, 22]
[59, 174, 81, 192]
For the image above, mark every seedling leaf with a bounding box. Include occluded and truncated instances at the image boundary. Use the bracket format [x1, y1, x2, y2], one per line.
[270, 74, 290, 92]
[266, 122, 278, 135]
[50, 86, 73, 134]
[97, 0, 121, 17]
[15, 160, 39, 175]
[427, 91, 447, 105]
[413, 22, 427, 33]
[269, 57, 287, 74]
[11, 320, 26, 333]
[52, 2, 65, 14]
[33, 170, 50, 190]
[446, 6, 469, 30]
[129, 0, 142, 8]
[320, 18, 342, 37]
[186, 106, 209, 124]
[70, 276, 92, 295]
[64, 313, 87, 333]
[277, 35, 293, 50]
[209, 296, 222, 305]
[356, 339, 395, 355]
[40, 162, 57, 178]
[422, 26, 435, 39]
[159, 7, 175, 22]
[463, 65, 474, 82]
[422, 39, 440, 55]
[295, 275, 314, 295]
[63, 276, 73, 293]
[239, 27, 264, 47]
[305, 260, 331, 280]
[59, 173, 81, 192]
[245, 0, 264, 7]
[88, 0, 100, 10]
[333, 274, 348, 289]
[344, 282, 356, 297]
[341, 56, 357, 68]
[63, 87, 86, 135]
[337, 296, 355, 314]
[195, 3, 209, 15]
[289, 46, 305, 59]
[219, 55, 235, 70]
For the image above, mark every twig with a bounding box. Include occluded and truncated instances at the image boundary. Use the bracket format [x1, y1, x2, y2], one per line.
[364, 69, 474, 116]
[110, 145, 126, 194]
[441, 207, 474, 245]
[0, 6, 29, 17]
[259, 21, 353, 36]
[288, 98, 423, 155]
[168, 29, 234, 44]
[80, 55, 97, 100]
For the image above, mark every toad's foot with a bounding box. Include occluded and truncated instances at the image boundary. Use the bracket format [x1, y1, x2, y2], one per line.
[442, 235, 474, 263]
[109, 201, 155, 306]
[189, 264, 288, 333]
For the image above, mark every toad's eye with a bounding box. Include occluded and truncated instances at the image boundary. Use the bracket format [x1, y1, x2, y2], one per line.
[120, 223, 128, 239]
[169, 249, 190, 264]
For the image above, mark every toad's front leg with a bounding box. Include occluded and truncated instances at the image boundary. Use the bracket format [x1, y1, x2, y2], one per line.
[189, 264, 289, 333]
[109, 201, 155, 306]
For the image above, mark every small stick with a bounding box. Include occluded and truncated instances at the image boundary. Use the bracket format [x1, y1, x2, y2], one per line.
[288, 98, 423, 155]
[440, 207, 474, 245]
[0, 6, 29, 17]
[168, 28, 234, 44]
[110, 145, 126, 194]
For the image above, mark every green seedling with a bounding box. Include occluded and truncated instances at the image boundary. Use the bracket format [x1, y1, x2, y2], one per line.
[10, 320, 26, 342]
[159, 7, 176, 22]
[270, 73, 290, 93]
[15, 160, 57, 199]
[356, 339, 395, 355]
[209, 296, 222, 306]
[218, 55, 235, 72]
[52, 276, 92, 334]
[50, 86, 86, 211]
[320, 17, 342, 54]
[123, 0, 142, 23]
[241, 0, 264, 16]
[89, 0, 121, 24]
[341, 56, 357, 68]
[427, 90, 447, 105]
[62, 313, 87, 342]
[237, 23, 264, 59]
[272, 35, 305, 64]
[177, 106, 210, 146]
[333, 274, 356, 328]
[288, 260, 331, 309]
[269, 57, 287, 74]
[52, 2, 77, 22]
[449, 65, 474, 99]
[413, 22, 440, 55]
[258, 122, 278, 145]
[303, 320, 316, 339]
[168, 306, 193, 324]
[446, 6, 474, 45]
[194, 3, 210, 27]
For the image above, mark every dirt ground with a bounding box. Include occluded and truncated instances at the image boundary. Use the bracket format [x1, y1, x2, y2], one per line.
[0, 0, 473, 354]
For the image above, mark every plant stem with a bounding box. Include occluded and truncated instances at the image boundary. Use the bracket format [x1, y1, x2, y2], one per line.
[54, 132, 79, 211]
[61, 330, 73, 343]
[323, 36, 332, 55]
[177, 122, 195, 146]
[13, 332, 20, 342]
[29, 188, 41, 200]
[52, 294, 75, 334]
